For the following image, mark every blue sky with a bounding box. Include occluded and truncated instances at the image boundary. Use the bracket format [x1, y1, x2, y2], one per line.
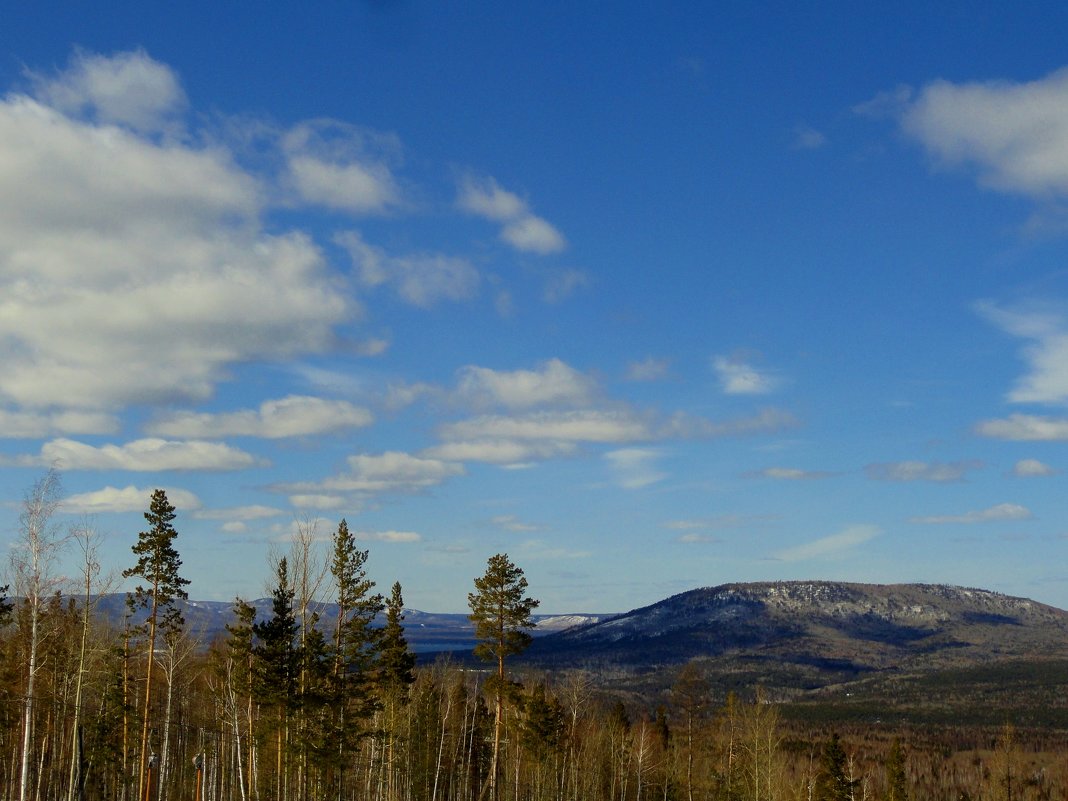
[3, 2, 1068, 613]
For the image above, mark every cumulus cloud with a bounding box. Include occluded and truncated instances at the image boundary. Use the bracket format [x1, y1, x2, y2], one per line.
[712, 355, 780, 395]
[895, 68, 1068, 196]
[0, 408, 119, 438]
[977, 413, 1068, 440]
[440, 409, 654, 446]
[422, 439, 577, 465]
[62, 484, 201, 514]
[457, 174, 566, 254]
[6, 438, 261, 471]
[275, 451, 464, 496]
[354, 529, 422, 543]
[774, 525, 879, 562]
[0, 51, 350, 410]
[1013, 458, 1057, 476]
[281, 119, 402, 214]
[335, 230, 479, 307]
[977, 303, 1068, 405]
[147, 395, 373, 439]
[605, 448, 666, 489]
[909, 502, 1033, 525]
[30, 48, 187, 134]
[865, 460, 981, 482]
[455, 359, 597, 410]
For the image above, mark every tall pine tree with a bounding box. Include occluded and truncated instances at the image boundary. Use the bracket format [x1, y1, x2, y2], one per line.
[468, 553, 539, 801]
[123, 489, 189, 801]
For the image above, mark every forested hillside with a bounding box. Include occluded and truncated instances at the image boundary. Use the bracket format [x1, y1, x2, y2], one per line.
[4, 478, 1068, 801]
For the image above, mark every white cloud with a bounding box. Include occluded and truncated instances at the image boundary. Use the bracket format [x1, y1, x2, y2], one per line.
[0, 408, 119, 438]
[865, 460, 981, 482]
[9, 438, 261, 471]
[977, 303, 1068, 405]
[0, 54, 350, 410]
[757, 467, 832, 480]
[193, 505, 285, 521]
[282, 120, 401, 214]
[774, 525, 879, 562]
[336, 230, 479, 307]
[457, 174, 566, 254]
[1013, 458, 1057, 477]
[30, 48, 187, 134]
[675, 532, 722, 544]
[898, 68, 1068, 196]
[909, 502, 1033, 525]
[490, 514, 543, 532]
[605, 448, 666, 489]
[626, 357, 670, 382]
[148, 395, 373, 439]
[456, 359, 597, 410]
[276, 451, 464, 496]
[661, 408, 799, 438]
[422, 439, 576, 465]
[439, 410, 654, 445]
[355, 529, 422, 543]
[288, 494, 349, 510]
[977, 413, 1068, 440]
[712, 356, 780, 395]
[62, 484, 201, 514]
[501, 216, 566, 254]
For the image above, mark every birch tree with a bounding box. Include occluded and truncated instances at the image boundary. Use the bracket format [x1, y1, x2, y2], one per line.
[11, 469, 65, 801]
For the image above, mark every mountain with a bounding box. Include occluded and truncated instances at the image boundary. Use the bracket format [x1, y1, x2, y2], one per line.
[523, 581, 1068, 689]
[90, 594, 604, 653]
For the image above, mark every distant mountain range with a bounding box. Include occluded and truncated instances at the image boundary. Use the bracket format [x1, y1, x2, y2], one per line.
[92, 580, 1068, 724]
[91, 593, 605, 653]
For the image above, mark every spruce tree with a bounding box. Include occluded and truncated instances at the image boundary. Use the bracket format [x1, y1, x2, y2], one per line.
[328, 519, 383, 796]
[814, 733, 855, 801]
[885, 738, 908, 801]
[468, 553, 539, 801]
[253, 558, 300, 799]
[123, 489, 189, 801]
[377, 582, 416, 700]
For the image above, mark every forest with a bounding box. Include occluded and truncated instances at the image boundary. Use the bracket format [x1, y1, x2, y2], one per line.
[3, 472, 1066, 801]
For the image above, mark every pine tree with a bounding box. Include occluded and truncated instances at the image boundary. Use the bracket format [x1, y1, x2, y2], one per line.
[377, 582, 416, 700]
[814, 733, 855, 801]
[123, 488, 189, 801]
[253, 557, 300, 800]
[328, 519, 384, 797]
[885, 738, 908, 801]
[468, 553, 539, 801]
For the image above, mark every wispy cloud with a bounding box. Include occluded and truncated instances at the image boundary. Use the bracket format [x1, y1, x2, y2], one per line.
[977, 413, 1068, 440]
[755, 467, 834, 481]
[626, 357, 670, 382]
[712, 355, 780, 395]
[605, 448, 666, 489]
[865, 460, 981, 482]
[773, 525, 879, 562]
[490, 514, 543, 533]
[909, 502, 1033, 525]
[336, 230, 479, 308]
[977, 302, 1068, 405]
